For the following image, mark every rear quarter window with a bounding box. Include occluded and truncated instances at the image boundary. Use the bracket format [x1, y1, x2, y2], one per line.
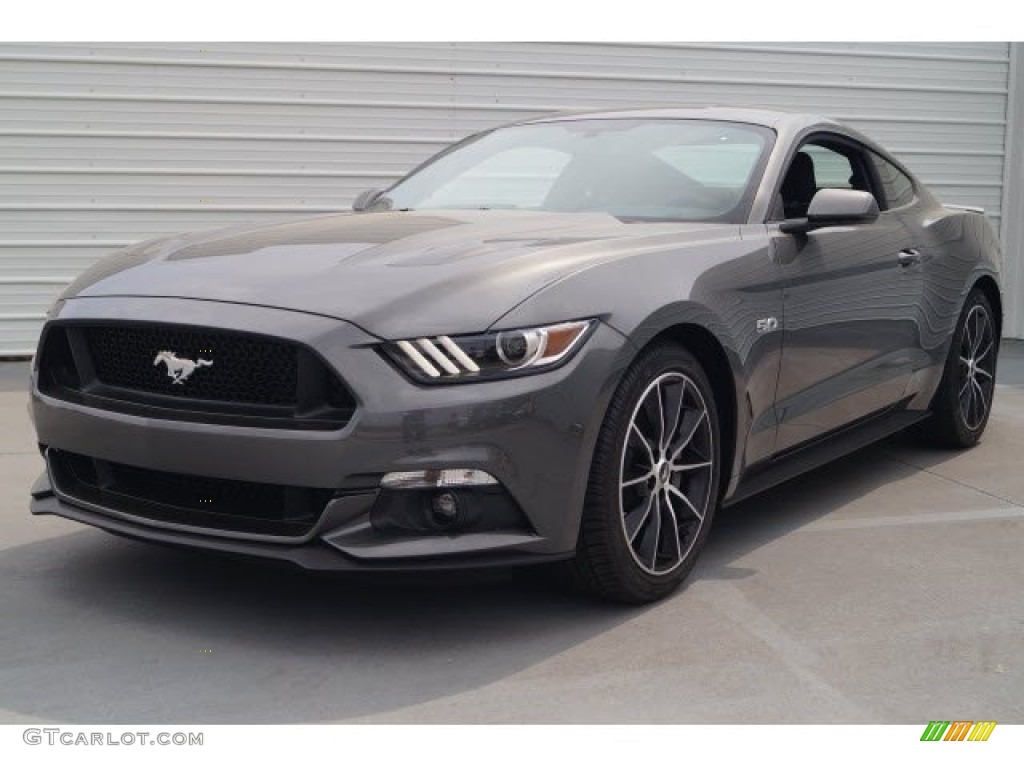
[870, 153, 916, 209]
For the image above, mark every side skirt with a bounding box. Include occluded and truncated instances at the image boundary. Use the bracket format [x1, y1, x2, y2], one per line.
[724, 406, 930, 507]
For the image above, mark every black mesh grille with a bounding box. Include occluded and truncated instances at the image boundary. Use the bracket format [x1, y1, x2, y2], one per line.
[84, 325, 298, 405]
[49, 449, 334, 537]
[37, 323, 356, 430]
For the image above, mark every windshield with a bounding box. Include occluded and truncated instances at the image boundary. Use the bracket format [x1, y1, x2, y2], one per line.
[378, 119, 773, 222]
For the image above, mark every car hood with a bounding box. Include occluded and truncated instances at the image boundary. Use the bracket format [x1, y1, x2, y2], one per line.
[64, 210, 739, 338]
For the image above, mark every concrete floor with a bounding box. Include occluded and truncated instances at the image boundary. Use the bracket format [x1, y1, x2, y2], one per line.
[0, 347, 1022, 724]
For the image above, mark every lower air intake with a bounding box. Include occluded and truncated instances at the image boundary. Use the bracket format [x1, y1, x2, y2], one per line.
[48, 448, 335, 537]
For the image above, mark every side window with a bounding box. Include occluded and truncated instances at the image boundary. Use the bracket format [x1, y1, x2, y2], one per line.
[777, 137, 880, 220]
[802, 144, 854, 189]
[870, 153, 916, 209]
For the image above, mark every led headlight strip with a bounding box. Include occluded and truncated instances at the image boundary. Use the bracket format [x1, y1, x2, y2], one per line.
[385, 319, 595, 383]
[396, 337, 480, 378]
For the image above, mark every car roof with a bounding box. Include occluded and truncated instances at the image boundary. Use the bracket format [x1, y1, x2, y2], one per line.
[518, 106, 839, 133]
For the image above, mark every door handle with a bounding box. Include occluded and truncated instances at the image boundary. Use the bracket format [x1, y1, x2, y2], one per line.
[898, 248, 921, 268]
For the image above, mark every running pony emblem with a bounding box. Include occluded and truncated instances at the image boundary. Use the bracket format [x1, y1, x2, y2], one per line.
[153, 350, 213, 385]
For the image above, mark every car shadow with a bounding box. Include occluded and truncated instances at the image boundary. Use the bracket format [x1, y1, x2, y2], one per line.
[707, 435, 928, 546]
[0, 526, 642, 723]
[0, 432, 933, 724]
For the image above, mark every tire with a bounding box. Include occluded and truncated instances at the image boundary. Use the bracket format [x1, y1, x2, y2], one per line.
[916, 288, 998, 449]
[570, 343, 722, 603]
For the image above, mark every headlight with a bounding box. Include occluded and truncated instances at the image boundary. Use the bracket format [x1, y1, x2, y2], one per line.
[382, 319, 595, 383]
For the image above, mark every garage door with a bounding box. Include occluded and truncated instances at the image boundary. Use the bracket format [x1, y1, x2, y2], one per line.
[0, 42, 1013, 355]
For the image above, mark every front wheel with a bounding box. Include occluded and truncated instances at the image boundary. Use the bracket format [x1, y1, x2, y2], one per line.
[571, 344, 722, 603]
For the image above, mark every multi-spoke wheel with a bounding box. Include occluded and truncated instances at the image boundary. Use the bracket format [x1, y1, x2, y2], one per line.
[917, 288, 999, 449]
[571, 343, 721, 603]
[957, 304, 996, 431]
[620, 372, 714, 575]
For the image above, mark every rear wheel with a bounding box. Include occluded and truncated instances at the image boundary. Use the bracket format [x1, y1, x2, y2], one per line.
[917, 289, 998, 449]
[571, 344, 722, 603]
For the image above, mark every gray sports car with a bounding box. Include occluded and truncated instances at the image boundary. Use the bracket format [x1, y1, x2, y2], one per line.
[29, 108, 1002, 603]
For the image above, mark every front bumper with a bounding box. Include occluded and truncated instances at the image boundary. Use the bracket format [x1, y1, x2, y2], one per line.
[30, 297, 631, 569]
[29, 473, 571, 571]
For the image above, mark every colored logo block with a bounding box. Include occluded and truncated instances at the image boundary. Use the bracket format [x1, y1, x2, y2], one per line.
[920, 721, 996, 741]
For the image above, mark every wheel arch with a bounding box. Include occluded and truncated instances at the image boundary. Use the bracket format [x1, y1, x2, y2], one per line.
[972, 274, 1003, 338]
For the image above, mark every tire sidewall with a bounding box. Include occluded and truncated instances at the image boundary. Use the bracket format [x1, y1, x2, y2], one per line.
[940, 290, 997, 445]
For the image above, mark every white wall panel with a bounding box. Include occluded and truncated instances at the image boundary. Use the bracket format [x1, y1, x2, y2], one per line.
[0, 41, 1016, 354]
[1000, 44, 1024, 337]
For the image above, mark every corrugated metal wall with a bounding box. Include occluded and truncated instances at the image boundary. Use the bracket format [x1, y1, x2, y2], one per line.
[0, 41, 1017, 354]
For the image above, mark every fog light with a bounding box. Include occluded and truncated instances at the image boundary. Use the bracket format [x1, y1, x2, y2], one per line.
[381, 468, 499, 489]
[430, 491, 460, 527]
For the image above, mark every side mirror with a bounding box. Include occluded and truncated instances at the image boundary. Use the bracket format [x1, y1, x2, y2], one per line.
[352, 188, 386, 212]
[780, 189, 880, 234]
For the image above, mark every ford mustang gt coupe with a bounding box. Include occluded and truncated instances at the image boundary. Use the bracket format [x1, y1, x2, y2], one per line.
[29, 108, 1002, 602]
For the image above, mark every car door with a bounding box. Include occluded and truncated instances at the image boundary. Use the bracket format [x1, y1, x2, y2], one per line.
[770, 135, 924, 453]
